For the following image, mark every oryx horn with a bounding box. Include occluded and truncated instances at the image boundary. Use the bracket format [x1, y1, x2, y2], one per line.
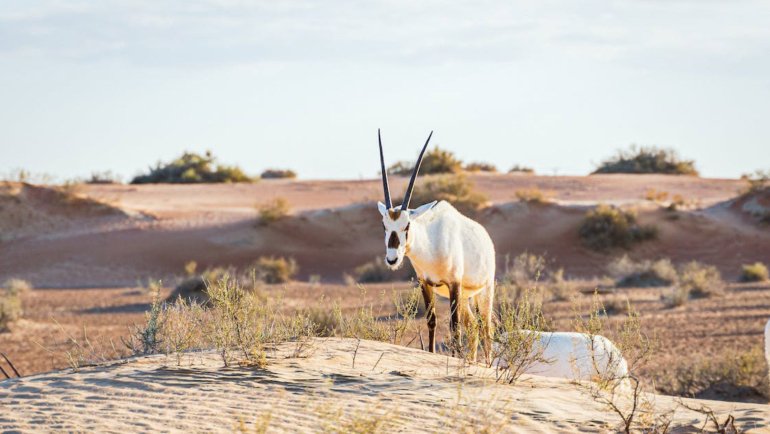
[401, 131, 433, 210]
[378, 129, 392, 209]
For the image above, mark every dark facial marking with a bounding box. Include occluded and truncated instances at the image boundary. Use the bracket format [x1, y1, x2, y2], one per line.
[387, 231, 400, 249]
[388, 209, 402, 220]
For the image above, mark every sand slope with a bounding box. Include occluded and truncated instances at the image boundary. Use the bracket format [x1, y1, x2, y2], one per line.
[2, 338, 768, 433]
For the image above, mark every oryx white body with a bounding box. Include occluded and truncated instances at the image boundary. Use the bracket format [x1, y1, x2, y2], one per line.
[401, 201, 495, 299]
[494, 331, 629, 382]
[375, 129, 496, 362]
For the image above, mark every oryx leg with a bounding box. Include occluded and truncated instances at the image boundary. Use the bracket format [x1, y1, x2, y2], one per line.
[475, 287, 494, 366]
[420, 280, 437, 353]
[464, 298, 479, 362]
[449, 282, 462, 356]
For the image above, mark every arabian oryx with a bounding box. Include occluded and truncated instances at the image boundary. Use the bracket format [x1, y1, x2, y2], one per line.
[376, 130, 496, 362]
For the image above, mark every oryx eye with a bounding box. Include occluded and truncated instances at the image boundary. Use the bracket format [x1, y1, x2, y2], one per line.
[405, 222, 410, 232]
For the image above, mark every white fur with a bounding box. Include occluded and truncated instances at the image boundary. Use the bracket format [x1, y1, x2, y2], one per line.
[494, 331, 629, 382]
[378, 199, 496, 361]
[378, 200, 496, 298]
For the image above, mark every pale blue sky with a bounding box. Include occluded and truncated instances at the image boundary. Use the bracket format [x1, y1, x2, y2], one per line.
[1, 0, 769, 181]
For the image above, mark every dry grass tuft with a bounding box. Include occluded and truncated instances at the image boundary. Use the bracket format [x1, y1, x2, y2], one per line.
[349, 257, 414, 283]
[464, 162, 497, 172]
[609, 256, 677, 288]
[252, 256, 298, 284]
[0, 279, 30, 332]
[256, 197, 291, 226]
[740, 262, 769, 282]
[515, 187, 551, 204]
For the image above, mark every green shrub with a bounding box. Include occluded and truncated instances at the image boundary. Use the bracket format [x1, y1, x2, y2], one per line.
[408, 174, 488, 215]
[260, 169, 297, 179]
[387, 146, 462, 176]
[579, 205, 658, 251]
[252, 256, 298, 284]
[464, 162, 497, 173]
[740, 262, 769, 282]
[256, 197, 291, 225]
[508, 165, 535, 174]
[131, 151, 253, 184]
[593, 145, 698, 176]
[608, 256, 677, 288]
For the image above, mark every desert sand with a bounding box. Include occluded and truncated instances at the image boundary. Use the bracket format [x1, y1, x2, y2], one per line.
[2, 174, 769, 432]
[2, 338, 768, 433]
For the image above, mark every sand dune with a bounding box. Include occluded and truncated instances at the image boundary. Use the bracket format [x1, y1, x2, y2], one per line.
[2, 338, 768, 433]
[1, 175, 766, 287]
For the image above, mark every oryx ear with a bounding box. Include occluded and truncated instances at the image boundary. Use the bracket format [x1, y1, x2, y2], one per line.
[409, 201, 437, 220]
[377, 201, 388, 216]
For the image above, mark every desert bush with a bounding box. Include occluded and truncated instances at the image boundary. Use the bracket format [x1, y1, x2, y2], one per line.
[515, 188, 550, 204]
[125, 285, 165, 354]
[387, 146, 462, 176]
[252, 256, 298, 284]
[131, 151, 253, 184]
[644, 188, 669, 203]
[740, 262, 769, 282]
[159, 298, 207, 365]
[545, 268, 577, 302]
[593, 145, 698, 176]
[260, 169, 297, 179]
[579, 205, 657, 251]
[168, 266, 233, 303]
[408, 174, 488, 215]
[493, 290, 550, 384]
[661, 286, 689, 308]
[464, 162, 497, 172]
[0, 279, 28, 331]
[86, 171, 122, 184]
[608, 256, 677, 288]
[655, 347, 769, 402]
[206, 275, 275, 367]
[335, 303, 390, 342]
[256, 197, 291, 225]
[677, 261, 724, 298]
[741, 169, 770, 194]
[388, 288, 421, 345]
[350, 257, 415, 283]
[508, 165, 535, 174]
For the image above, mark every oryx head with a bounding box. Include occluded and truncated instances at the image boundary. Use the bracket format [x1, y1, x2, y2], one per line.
[377, 129, 437, 270]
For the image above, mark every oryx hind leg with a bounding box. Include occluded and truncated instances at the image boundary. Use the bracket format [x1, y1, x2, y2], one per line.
[474, 285, 494, 366]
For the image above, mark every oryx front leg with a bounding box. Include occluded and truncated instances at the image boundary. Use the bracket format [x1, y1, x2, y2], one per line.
[449, 282, 462, 356]
[420, 281, 437, 353]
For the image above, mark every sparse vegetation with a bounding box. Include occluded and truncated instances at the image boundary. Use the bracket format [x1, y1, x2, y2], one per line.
[350, 257, 414, 283]
[508, 165, 535, 174]
[579, 205, 658, 251]
[741, 169, 770, 194]
[740, 262, 769, 282]
[593, 145, 698, 176]
[252, 256, 298, 284]
[463, 162, 497, 172]
[131, 151, 253, 184]
[387, 146, 462, 176]
[493, 289, 550, 384]
[85, 171, 122, 184]
[609, 256, 677, 288]
[0, 279, 29, 332]
[408, 174, 488, 215]
[677, 261, 724, 299]
[260, 169, 297, 179]
[655, 347, 769, 402]
[256, 197, 291, 225]
[515, 187, 550, 204]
